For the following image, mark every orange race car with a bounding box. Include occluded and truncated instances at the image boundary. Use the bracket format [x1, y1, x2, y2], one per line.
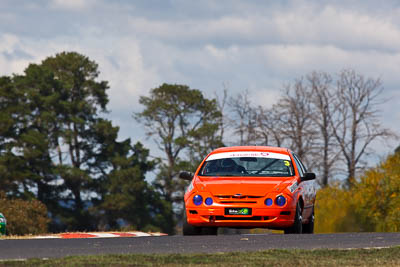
[179, 146, 316, 235]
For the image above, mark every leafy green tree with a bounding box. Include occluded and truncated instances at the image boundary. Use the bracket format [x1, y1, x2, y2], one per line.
[353, 151, 400, 231]
[98, 142, 172, 232]
[0, 51, 169, 233]
[186, 119, 223, 168]
[29, 52, 111, 231]
[85, 116, 163, 231]
[0, 76, 23, 195]
[135, 84, 222, 231]
[316, 148, 400, 233]
[0, 65, 61, 203]
[0, 54, 102, 230]
[14, 64, 61, 204]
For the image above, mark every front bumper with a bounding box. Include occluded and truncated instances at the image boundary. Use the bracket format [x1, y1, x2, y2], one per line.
[185, 206, 295, 229]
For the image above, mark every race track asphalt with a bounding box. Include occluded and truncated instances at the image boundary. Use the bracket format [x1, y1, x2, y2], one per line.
[1, 232, 400, 260]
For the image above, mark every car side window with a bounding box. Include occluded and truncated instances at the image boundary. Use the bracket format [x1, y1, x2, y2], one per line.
[297, 156, 308, 173]
[292, 153, 306, 177]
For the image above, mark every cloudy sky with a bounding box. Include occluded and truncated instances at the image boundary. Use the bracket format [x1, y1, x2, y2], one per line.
[1, 0, 400, 161]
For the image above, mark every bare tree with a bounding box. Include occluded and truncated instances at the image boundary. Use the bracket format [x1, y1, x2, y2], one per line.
[228, 90, 258, 145]
[331, 69, 393, 186]
[308, 72, 341, 187]
[255, 106, 286, 147]
[275, 79, 319, 170]
[222, 70, 394, 187]
[214, 85, 230, 144]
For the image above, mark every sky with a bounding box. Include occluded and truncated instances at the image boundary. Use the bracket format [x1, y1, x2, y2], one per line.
[1, 0, 400, 164]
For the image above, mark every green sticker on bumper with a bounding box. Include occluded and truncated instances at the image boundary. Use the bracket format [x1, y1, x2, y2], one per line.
[239, 208, 249, 215]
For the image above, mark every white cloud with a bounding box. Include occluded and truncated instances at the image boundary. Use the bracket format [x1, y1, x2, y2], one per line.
[127, 4, 400, 54]
[49, 0, 95, 10]
[1, 0, 400, 159]
[302, 6, 400, 51]
[204, 44, 239, 61]
[0, 34, 19, 54]
[0, 34, 33, 75]
[89, 38, 161, 112]
[251, 89, 282, 109]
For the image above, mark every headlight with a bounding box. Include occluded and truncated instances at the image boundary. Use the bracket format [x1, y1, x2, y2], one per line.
[275, 195, 286, 206]
[205, 197, 213, 205]
[264, 198, 273, 206]
[193, 195, 203, 206]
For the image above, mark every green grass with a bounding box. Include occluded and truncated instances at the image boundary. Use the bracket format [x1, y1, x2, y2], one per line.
[2, 247, 400, 266]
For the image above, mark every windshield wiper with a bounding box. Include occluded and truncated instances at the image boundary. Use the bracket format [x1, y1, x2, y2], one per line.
[255, 159, 279, 174]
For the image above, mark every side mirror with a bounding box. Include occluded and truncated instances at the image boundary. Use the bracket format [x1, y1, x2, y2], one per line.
[179, 171, 194, 181]
[301, 172, 316, 182]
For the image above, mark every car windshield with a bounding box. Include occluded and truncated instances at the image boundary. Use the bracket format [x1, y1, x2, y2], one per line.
[198, 151, 294, 177]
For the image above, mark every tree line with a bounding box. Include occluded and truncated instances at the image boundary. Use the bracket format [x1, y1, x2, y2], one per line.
[137, 70, 392, 216]
[221, 71, 393, 187]
[0, 52, 171, 233]
[0, 51, 394, 234]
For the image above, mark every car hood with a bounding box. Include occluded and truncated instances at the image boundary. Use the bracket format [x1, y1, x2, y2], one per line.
[196, 177, 291, 196]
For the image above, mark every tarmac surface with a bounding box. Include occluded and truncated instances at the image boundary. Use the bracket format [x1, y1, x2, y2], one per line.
[1, 232, 400, 260]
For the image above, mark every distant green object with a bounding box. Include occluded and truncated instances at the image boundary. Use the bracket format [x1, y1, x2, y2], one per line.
[0, 213, 6, 235]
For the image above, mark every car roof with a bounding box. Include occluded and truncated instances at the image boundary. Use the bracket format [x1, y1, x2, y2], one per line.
[210, 146, 291, 155]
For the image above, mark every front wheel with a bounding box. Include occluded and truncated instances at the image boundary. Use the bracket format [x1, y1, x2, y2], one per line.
[284, 202, 302, 234]
[302, 208, 314, 234]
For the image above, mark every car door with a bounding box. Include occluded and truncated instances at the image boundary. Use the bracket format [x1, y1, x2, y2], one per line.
[291, 153, 316, 218]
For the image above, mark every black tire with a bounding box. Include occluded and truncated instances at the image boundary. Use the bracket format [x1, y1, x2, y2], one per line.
[202, 227, 218, 235]
[182, 210, 202, 236]
[302, 208, 314, 234]
[284, 202, 303, 234]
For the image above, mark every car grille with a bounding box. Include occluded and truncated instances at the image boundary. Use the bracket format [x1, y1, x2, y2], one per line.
[215, 195, 263, 204]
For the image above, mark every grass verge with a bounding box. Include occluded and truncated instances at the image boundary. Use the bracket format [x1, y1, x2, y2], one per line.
[2, 246, 400, 266]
